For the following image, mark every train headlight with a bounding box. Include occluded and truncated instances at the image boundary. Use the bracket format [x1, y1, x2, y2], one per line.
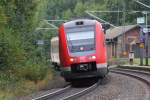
[91, 56, 96, 59]
[70, 58, 74, 62]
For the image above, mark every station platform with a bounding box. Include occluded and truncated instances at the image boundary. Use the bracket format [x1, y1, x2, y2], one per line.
[109, 64, 150, 69]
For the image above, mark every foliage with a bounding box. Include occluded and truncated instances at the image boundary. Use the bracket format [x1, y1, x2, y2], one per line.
[0, 0, 50, 68]
[0, 1, 51, 98]
[46, 0, 150, 26]
[15, 62, 48, 83]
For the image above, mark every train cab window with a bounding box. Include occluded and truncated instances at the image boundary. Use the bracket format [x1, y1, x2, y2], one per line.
[65, 26, 95, 56]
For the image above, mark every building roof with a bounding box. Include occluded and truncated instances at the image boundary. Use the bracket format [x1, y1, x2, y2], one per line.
[105, 25, 140, 39]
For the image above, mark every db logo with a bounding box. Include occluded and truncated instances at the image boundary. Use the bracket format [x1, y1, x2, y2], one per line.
[80, 57, 85, 62]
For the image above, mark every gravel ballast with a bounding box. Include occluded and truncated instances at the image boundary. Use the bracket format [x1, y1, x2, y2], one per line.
[79, 73, 149, 100]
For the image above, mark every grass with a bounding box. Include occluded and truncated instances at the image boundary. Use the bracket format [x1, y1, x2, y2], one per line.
[0, 68, 53, 100]
[108, 57, 150, 66]
[0, 91, 13, 100]
[132, 58, 150, 65]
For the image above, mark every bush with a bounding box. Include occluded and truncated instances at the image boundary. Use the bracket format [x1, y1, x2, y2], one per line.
[15, 62, 48, 83]
[0, 28, 25, 70]
[0, 71, 19, 91]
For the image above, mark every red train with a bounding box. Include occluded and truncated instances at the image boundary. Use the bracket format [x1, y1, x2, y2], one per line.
[51, 19, 108, 82]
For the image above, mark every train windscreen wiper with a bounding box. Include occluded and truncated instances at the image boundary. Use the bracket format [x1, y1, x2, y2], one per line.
[67, 34, 75, 52]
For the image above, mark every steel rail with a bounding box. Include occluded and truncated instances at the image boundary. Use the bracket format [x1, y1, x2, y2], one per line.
[32, 81, 99, 100]
[61, 82, 98, 100]
[115, 66, 150, 72]
[32, 85, 71, 100]
[112, 67, 150, 75]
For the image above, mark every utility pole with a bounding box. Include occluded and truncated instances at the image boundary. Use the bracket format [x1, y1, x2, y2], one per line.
[122, 0, 126, 57]
[143, 11, 149, 66]
[139, 28, 144, 66]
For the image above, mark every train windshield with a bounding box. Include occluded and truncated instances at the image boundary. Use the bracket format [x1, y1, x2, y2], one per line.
[65, 26, 95, 56]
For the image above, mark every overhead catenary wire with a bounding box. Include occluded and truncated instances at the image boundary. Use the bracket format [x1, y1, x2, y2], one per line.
[133, 0, 150, 9]
[85, 11, 117, 28]
[35, 20, 67, 30]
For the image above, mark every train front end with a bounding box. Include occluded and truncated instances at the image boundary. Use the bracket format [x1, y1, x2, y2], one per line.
[59, 19, 108, 82]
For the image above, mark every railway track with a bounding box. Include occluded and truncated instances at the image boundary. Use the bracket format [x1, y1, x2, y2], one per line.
[32, 85, 71, 100]
[31, 67, 150, 100]
[110, 67, 150, 100]
[32, 81, 99, 100]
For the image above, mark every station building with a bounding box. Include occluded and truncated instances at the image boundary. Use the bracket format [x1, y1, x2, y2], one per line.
[105, 25, 150, 60]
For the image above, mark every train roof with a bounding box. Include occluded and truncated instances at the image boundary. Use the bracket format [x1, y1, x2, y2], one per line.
[64, 19, 97, 28]
[51, 37, 58, 42]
